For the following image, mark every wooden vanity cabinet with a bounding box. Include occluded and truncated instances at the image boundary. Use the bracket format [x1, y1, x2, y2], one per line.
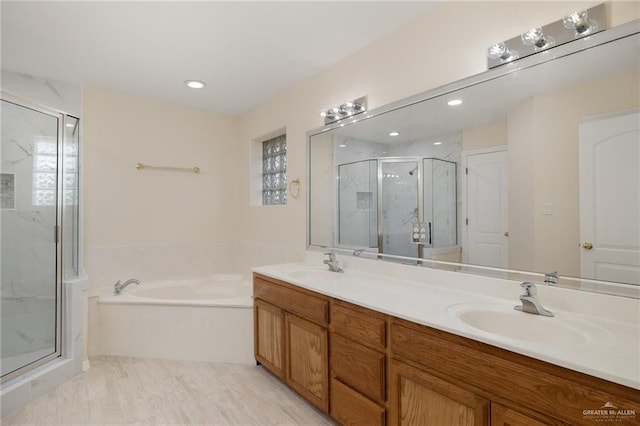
[253, 274, 329, 412]
[254, 274, 640, 425]
[330, 300, 388, 425]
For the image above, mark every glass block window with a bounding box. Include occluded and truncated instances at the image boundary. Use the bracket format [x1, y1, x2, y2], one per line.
[262, 134, 287, 205]
[33, 138, 58, 206]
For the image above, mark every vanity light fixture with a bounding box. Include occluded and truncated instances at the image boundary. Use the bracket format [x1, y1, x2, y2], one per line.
[185, 80, 206, 89]
[563, 10, 598, 37]
[389, 131, 400, 136]
[447, 99, 463, 106]
[321, 96, 367, 125]
[486, 3, 605, 69]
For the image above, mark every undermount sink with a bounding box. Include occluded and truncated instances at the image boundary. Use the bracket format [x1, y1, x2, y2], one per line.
[448, 304, 612, 347]
[287, 269, 342, 282]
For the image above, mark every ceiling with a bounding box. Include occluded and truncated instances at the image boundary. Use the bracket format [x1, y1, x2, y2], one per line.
[1, 1, 436, 115]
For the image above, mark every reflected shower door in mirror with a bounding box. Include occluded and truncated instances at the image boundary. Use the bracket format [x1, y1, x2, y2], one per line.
[380, 159, 420, 259]
[308, 22, 640, 288]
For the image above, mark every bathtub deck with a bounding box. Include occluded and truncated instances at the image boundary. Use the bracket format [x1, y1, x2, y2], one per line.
[3, 356, 336, 425]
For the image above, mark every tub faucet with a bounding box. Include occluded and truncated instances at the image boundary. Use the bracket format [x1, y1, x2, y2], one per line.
[323, 251, 343, 273]
[114, 278, 140, 295]
[514, 282, 553, 317]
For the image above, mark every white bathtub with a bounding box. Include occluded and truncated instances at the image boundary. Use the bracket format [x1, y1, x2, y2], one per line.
[96, 275, 254, 364]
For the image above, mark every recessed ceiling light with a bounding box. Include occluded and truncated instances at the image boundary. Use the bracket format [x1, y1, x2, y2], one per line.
[65, 123, 75, 128]
[338, 144, 347, 148]
[433, 141, 443, 146]
[185, 80, 206, 89]
[389, 131, 400, 136]
[447, 99, 463, 106]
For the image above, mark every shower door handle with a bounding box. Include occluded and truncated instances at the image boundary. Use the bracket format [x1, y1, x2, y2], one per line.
[428, 222, 432, 245]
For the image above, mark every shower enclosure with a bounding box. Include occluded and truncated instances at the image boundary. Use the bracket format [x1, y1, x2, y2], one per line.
[1, 95, 80, 382]
[338, 157, 456, 260]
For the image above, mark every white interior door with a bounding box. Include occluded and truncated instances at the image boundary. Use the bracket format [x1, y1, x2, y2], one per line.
[579, 111, 640, 285]
[464, 148, 508, 268]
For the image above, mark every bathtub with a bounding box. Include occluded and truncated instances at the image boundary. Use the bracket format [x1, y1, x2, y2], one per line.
[96, 275, 254, 364]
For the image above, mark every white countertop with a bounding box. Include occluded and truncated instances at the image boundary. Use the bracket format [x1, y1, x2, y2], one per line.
[253, 257, 640, 390]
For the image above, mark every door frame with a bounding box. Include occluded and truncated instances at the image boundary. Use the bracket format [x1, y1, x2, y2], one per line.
[461, 146, 508, 265]
[1, 92, 65, 383]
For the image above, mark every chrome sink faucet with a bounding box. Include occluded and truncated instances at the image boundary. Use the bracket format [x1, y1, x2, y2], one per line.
[114, 278, 140, 295]
[323, 251, 344, 273]
[544, 271, 558, 286]
[514, 282, 553, 317]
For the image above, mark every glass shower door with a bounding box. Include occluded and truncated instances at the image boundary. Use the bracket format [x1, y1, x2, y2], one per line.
[379, 160, 420, 258]
[1, 99, 61, 379]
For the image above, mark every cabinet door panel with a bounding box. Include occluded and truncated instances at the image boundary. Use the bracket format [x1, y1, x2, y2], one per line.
[390, 361, 490, 426]
[286, 313, 329, 412]
[254, 299, 285, 379]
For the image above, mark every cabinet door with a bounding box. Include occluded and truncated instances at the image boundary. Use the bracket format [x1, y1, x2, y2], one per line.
[389, 361, 490, 426]
[285, 313, 329, 412]
[254, 299, 285, 379]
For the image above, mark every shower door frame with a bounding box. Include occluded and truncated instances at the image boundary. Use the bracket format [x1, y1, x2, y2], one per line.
[1, 92, 64, 383]
[377, 157, 424, 259]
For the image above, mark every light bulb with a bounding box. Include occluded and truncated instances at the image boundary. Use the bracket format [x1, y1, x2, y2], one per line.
[487, 42, 518, 62]
[521, 28, 554, 50]
[563, 10, 596, 36]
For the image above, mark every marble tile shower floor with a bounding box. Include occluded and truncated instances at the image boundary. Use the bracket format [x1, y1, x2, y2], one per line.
[3, 356, 336, 425]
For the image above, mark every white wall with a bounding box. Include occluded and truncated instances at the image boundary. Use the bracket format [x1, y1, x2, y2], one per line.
[236, 1, 639, 256]
[82, 87, 240, 293]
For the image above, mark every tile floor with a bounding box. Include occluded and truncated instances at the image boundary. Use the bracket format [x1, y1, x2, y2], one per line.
[3, 356, 336, 425]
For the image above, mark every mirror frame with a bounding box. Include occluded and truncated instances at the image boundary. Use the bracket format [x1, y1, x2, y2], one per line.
[306, 19, 640, 299]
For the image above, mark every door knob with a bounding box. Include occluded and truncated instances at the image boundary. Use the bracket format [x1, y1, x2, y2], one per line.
[582, 242, 594, 250]
[504, 231, 509, 237]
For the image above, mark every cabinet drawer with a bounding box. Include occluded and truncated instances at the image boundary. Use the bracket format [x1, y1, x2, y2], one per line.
[332, 333, 386, 404]
[332, 302, 386, 350]
[254, 276, 329, 326]
[331, 378, 385, 426]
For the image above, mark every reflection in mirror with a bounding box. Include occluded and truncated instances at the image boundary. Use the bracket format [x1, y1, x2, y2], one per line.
[309, 23, 639, 289]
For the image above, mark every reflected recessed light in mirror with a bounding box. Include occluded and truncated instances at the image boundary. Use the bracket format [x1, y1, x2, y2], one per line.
[447, 99, 463, 106]
[389, 131, 400, 136]
[65, 123, 75, 128]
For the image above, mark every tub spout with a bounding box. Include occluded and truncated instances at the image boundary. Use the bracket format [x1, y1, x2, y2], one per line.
[114, 278, 140, 295]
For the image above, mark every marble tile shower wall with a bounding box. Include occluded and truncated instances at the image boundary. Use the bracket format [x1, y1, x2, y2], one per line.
[1, 71, 82, 117]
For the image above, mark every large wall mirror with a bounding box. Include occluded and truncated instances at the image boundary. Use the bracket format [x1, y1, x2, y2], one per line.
[308, 20, 639, 295]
